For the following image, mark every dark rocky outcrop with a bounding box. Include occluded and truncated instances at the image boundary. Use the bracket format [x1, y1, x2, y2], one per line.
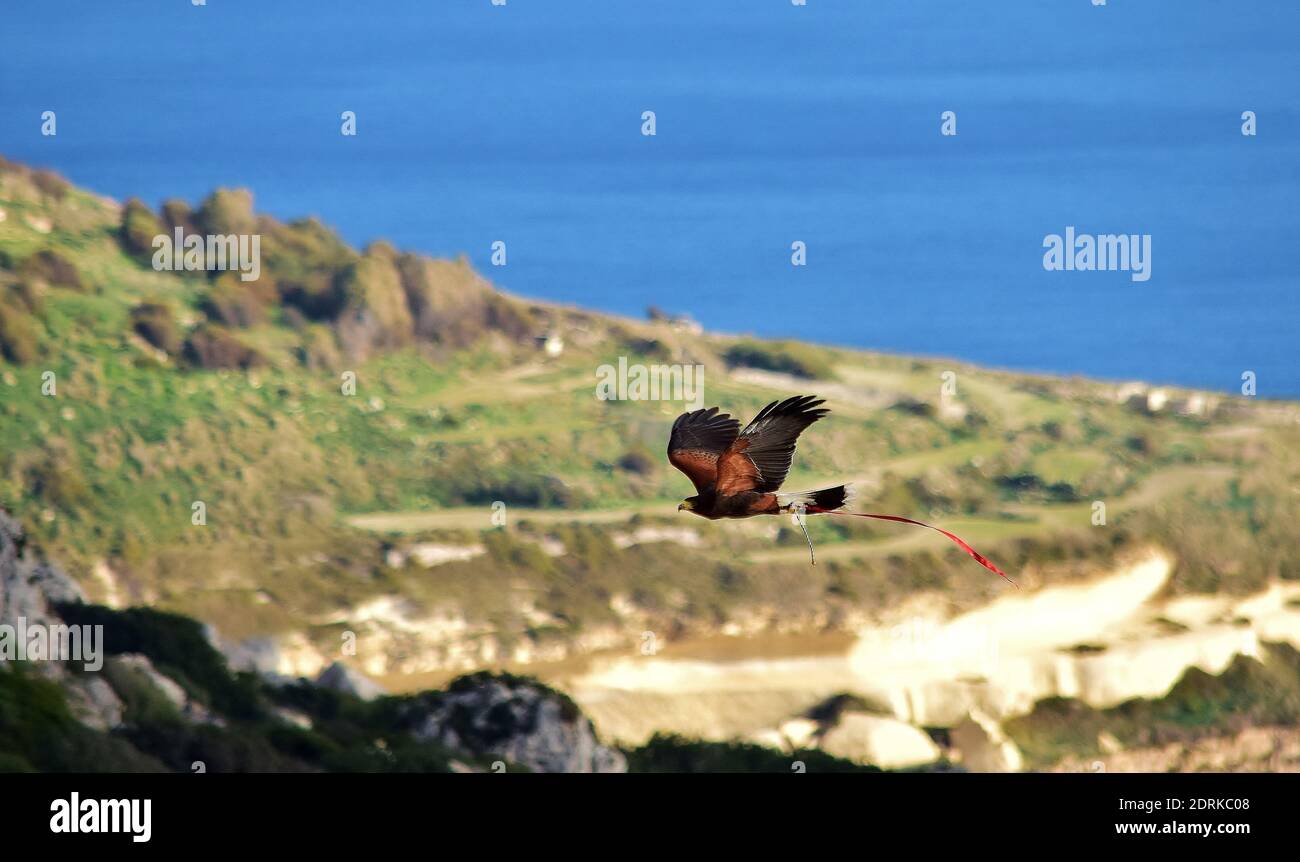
[404, 672, 626, 773]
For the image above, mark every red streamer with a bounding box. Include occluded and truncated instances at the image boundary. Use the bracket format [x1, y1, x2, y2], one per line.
[804, 506, 1017, 588]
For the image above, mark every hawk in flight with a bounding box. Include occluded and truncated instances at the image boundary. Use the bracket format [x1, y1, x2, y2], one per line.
[667, 394, 1014, 583]
[669, 395, 847, 525]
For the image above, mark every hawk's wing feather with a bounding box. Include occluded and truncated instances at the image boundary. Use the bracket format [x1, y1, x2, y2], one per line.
[715, 395, 829, 494]
[667, 406, 741, 494]
[714, 440, 763, 496]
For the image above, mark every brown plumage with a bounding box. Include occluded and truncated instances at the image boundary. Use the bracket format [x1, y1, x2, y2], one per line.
[668, 395, 849, 521]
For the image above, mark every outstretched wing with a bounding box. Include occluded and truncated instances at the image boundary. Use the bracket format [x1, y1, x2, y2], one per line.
[715, 395, 829, 495]
[667, 406, 741, 494]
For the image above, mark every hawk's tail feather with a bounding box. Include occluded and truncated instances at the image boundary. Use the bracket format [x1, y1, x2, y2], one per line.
[779, 484, 852, 512]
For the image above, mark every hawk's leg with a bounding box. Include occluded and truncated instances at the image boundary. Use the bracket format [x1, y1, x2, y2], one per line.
[784, 502, 816, 566]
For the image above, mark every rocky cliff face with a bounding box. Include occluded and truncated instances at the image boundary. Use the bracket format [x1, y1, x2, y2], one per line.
[0, 509, 123, 730]
[404, 672, 626, 773]
[0, 510, 84, 629]
[1, 508, 629, 773]
[408, 676, 626, 774]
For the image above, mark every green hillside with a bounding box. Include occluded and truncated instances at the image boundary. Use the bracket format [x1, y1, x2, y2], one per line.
[2, 153, 1298, 671]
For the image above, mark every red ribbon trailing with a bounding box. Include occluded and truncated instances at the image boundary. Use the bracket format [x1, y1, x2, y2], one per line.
[804, 506, 1017, 588]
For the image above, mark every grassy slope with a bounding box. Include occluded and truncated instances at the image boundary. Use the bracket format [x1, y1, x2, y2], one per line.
[2, 155, 1299, 662]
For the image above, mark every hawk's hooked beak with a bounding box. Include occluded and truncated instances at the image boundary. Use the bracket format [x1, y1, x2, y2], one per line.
[678, 501, 692, 512]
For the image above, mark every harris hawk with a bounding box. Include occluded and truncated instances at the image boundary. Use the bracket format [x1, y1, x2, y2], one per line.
[669, 395, 846, 521]
[667, 395, 1015, 584]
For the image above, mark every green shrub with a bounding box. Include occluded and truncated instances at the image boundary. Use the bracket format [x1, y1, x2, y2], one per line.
[485, 293, 537, 341]
[459, 473, 585, 508]
[262, 218, 358, 321]
[19, 249, 83, 291]
[616, 449, 656, 475]
[724, 339, 835, 379]
[297, 323, 342, 370]
[281, 275, 349, 320]
[193, 188, 257, 237]
[130, 301, 182, 355]
[0, 666, 162, 772]
[333, 249, 415, 357]
[398, 254, 496, 346]
[160, 199, 195, 235]
[55, 604, 266, 721]
[119, 198, 163, 261]
[25, 454, 88, 510]
[183, 324, 266, 369]
[0, 305, 38, 363]
[199, 275, 274, 328]
[4, 279, 43, 314]
[30, 169, 70, 200]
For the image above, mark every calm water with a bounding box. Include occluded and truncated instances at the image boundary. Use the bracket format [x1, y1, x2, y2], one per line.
[2, 1, 1297, 395]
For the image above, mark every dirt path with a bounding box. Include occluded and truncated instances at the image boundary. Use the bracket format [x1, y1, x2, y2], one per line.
[348, 460, 1234, 543]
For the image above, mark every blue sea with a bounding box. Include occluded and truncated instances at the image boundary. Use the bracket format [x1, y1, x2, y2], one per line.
[2, 0, 1297, 395]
